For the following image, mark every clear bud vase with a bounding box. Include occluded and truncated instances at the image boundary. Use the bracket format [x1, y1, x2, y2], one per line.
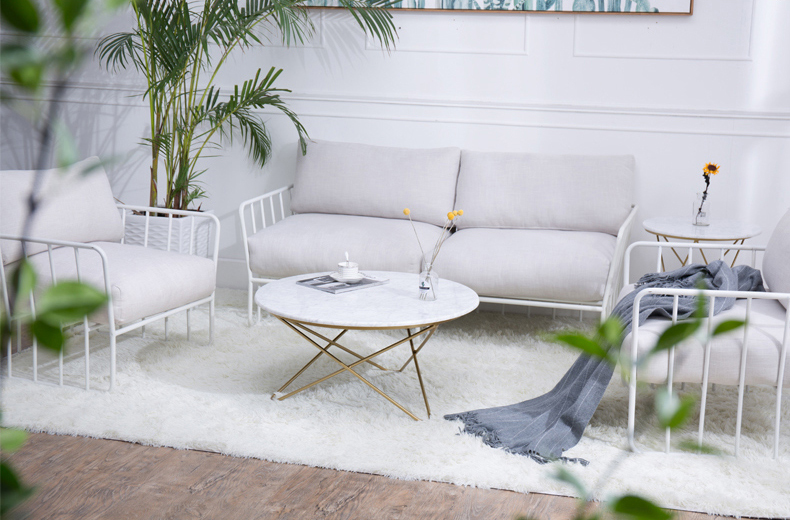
[693, 192, 710, 226]
[419, 261, 439, 301]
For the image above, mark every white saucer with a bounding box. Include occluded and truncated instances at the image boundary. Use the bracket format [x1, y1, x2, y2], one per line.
[330, 272, 365, 284]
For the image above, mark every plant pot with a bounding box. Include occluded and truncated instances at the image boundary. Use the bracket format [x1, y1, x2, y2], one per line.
[123, 211, 214, 257]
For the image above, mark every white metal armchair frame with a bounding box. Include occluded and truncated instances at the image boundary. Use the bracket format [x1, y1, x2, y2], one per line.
[239, 186, 638, 325]
[1, 204, 220, 391]
[623, 241, 790, 459]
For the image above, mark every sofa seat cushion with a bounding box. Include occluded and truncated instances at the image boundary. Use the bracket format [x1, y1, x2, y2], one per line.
[455, 151, 635, 235]
[247, 214, 444, 278]
[1, 157, 124, 265]
[621, 298, 790, 387]
[26, 242, 216, 326]
[433, 228, 616, 303]
[290, 140, 461, 227]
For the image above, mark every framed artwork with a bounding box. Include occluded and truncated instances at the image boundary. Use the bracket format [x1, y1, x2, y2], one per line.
[306, 0, 693, 13]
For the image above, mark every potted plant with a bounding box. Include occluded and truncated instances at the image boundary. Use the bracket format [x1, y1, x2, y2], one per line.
[98, 0, 396, 250]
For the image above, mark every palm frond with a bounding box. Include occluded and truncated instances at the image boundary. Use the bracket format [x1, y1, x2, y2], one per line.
[335, 0, 397, 51]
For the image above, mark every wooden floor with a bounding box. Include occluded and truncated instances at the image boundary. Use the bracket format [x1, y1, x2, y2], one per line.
[6, 433, 734, 520]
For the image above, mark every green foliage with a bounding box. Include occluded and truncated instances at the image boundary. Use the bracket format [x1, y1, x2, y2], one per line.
[554, 466, 588, 498]
[610, 495, 673, 520]
[0, 0, 40, 33]
[677, 440, 723, 456]
[652, 321, 699, 354]
[0, 462, 36, 517]
[655, 388, 695, 430]
[712, 319, 745, 336]
[0, 429, 29, 453]
[1, 1, 118, 514]
[546, 289, 741, 520]
[96, 0, 396, 210]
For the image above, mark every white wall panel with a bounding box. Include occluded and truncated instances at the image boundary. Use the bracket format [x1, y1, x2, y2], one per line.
[573, 0, 754, 60]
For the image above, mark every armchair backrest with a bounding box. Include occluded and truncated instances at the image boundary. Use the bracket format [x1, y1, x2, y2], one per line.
[763, 207, 790, 309]
[0, 156, 124, 265]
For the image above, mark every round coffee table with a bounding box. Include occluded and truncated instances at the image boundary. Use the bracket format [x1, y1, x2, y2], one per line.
[643, 217, 762, 270]
[255, 271, 479, 421]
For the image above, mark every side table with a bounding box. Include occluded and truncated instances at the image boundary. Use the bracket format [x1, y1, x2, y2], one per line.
[643, 217, 761, 271]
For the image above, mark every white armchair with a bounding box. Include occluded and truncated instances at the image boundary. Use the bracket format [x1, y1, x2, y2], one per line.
[1, 157, 220, 391]
[621, 211, 790, 458]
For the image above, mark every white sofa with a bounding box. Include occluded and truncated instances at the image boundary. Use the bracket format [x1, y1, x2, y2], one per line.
[240, 140, 638, 323]
[1, 157, 220, 390]
[621, 208, 790, 458]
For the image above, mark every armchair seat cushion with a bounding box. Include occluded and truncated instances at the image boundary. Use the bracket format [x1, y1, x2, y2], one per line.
[26, 242, 216, 326]
[433, 228, 616, 302]
[247, 213, 443, 278]
[621, 297, 790, 387]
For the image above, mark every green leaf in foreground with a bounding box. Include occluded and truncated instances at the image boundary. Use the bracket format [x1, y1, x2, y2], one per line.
[0, 428, 28, 453]
[555, 334, 612, 363]
[677, 439, 723, 455]
[712, 319, 746, 337]
[653, 321, 700, 353]
[655, 389, 695, 430]
[0, 461, 36, 516]
[30, 318, 65, 352]
[0, 0, 40, 33]
[36, 282, 107, 324]
[11, 260, 36, 314]
[597, 317, 624, 347]
[610, 494, 673, 520]
[554, 466, 588, 498]
[53, 0, 90, 31]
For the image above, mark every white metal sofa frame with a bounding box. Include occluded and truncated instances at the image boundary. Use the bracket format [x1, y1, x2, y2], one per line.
[0, 205, 221, 391]
[623, 241, 790, 459]
[239, 185, 639, 325]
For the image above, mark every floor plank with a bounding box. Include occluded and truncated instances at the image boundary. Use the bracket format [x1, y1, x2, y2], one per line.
[6, 433, 737, 520]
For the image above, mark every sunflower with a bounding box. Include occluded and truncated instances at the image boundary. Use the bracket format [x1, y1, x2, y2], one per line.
[703, 162, 720, 176]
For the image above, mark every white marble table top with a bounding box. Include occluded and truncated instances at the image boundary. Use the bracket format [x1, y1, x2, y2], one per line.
[643, 217, 762, 241]
[255, 271, 480, 329]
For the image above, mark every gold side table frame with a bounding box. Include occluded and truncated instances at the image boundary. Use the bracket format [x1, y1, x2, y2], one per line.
[271, 315, 440, 421]
[648, 232, 749, 272]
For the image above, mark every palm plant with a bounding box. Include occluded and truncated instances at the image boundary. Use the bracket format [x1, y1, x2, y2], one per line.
[98, 0, 396, 210]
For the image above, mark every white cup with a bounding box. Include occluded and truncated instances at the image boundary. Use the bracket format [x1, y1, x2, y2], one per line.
[338, 261, 359, 279]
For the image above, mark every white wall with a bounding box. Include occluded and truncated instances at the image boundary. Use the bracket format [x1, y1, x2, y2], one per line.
[2, 0, 789, 288]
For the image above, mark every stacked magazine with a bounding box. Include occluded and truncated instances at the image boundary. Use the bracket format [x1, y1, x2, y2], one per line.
[297, 274, 389, 294]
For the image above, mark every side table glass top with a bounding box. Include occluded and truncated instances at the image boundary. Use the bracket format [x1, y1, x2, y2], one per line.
[643, 217, 761, 241]
[255, 271, 480, 329]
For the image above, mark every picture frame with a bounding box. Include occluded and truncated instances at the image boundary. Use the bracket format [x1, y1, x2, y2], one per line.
[305, 0, 693, 14]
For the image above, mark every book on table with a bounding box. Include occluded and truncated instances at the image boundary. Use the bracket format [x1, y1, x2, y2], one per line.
[297, 274, 389, 294]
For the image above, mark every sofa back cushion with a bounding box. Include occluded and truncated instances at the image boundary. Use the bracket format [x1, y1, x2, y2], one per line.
[290, 140, 461, 227]
[1, 156, 124, 265]
[763, 207, 790, 309]
[455, 151, 635, 235]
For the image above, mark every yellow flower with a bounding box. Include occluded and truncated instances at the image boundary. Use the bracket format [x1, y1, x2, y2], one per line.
[447, 212, 455, 220]
[703, 162, 720, 176]
[453, 210, 459, 216]
[457, 209, 464, 216]
[403, 208, 410, 216]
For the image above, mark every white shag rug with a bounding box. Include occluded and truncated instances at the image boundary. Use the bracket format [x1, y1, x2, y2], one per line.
[2, 289, 789, 518]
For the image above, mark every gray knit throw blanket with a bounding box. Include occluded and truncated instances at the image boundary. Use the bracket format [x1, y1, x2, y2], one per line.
[444, 260, 764, 465]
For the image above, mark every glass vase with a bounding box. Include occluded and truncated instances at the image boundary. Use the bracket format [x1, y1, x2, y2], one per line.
[419, 261, 439, 301]
[692, 192, 710, 226]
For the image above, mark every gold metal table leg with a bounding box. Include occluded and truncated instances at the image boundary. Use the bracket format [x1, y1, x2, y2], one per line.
[273, 317, 439, 421]
[272, 329, 348, 398]
[407, 327, 433, 418]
